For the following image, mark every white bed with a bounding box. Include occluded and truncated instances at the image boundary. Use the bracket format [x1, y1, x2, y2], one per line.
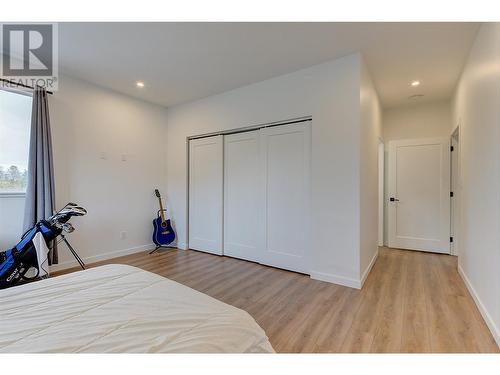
[0, 264, 274, 353]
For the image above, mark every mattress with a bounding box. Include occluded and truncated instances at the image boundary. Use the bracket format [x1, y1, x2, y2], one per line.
[0, 264, 274, 353]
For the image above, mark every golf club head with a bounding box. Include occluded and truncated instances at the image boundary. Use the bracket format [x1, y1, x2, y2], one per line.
[61, 223, 75, 233]
[59, 206, 87, 216]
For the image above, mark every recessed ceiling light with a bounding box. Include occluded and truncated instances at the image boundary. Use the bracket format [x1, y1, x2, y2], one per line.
[411, 80, 420, 87]
[136, 81, 145, 88]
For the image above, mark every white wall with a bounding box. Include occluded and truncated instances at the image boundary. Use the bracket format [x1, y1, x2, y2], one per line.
[452, 23, 500, 347]
[383, 99, 451, 142]
[382, 99, 452, 245]
[49, 75, 169, 269]
[359, 59, 382, 283]
[167, 53, 380, 288]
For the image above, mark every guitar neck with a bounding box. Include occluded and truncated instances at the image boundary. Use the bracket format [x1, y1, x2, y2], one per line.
[158, 197, 166, 222]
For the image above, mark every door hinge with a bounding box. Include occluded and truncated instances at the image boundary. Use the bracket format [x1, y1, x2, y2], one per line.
[450, 236, 454, 243]
[450, 191, 454, 197]
[451, 145, 454, 152]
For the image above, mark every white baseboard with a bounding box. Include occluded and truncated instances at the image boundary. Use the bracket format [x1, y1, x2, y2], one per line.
[310, 249, 379, 290]
[49, 243, 155, 272]
[177, 242, 188, 250]
[360, 249, 379, 288]
[310, 270, 361, 289]
[458, 265, 500, 348]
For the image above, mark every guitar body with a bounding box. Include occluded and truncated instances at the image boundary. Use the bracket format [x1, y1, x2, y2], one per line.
[152, 211, 176, 246]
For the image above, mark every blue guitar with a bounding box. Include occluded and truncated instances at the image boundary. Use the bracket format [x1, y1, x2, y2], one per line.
[151, 189, 176, 251]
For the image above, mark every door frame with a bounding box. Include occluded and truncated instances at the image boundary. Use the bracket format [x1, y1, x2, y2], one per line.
[450, 125, 461, 256]
[378, 138, 385, 247]
[388, 137, 451, 254]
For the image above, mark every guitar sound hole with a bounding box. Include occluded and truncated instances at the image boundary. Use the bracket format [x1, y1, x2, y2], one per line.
[161, 222, 167, 228]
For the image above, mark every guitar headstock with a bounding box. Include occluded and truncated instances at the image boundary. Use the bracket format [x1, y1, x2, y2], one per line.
[154, 189, 161, 198]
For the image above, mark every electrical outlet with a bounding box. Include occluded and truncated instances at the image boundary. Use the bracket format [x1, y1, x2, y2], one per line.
[120, 231, 127, 240]
[121, 154, 127, 162]
[99, 151, 107, 160]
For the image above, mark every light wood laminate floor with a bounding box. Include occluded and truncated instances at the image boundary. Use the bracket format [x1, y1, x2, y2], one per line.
[54, 247, 499, 353]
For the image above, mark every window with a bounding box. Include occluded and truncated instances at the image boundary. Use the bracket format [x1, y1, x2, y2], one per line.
[0, 89, 32, 193]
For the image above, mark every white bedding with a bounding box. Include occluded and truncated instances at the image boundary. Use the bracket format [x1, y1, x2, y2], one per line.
[0, 264, 274, 353]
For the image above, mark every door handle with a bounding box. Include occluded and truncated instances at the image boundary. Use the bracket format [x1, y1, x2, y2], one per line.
[389, 197, 400, 202]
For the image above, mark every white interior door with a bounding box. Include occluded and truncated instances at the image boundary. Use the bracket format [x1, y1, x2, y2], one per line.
[223, 131, 264, 261]
[388, 138, 450, 254]
[260, 122, 311, 273]
[188, 135, 223, 255]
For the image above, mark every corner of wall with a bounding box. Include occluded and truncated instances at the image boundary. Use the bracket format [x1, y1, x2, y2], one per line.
[358, 55, 382, 282]
[360, 247, 379, 288]
[50, 74, 170, 266]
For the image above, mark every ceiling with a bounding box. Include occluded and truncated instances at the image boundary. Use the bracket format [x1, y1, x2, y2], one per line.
[58, 23, 480, 108]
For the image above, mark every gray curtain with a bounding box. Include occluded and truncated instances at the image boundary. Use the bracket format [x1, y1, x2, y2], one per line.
[23, 87, 57, 264]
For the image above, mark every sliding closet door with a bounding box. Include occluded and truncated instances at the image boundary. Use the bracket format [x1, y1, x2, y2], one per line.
[223, 131, 264, 262]
[261, 122, 311, 273]
[188, 136, 223, 255]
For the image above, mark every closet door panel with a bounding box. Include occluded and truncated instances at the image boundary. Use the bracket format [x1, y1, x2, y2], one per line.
[261, 122, 310, 273]
[188, 136, 223, 255]
[223, 131, 264, 261]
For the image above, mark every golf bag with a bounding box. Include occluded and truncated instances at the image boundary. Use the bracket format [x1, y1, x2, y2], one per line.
[0, 203, 87, 289]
